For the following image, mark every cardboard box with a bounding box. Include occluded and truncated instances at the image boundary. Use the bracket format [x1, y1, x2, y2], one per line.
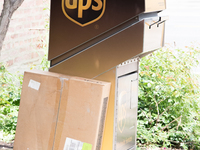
[14, 70, 111, 150]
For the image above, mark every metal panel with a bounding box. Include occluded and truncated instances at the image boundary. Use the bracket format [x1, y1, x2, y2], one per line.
[49, 21, 144, 78]
[113, 60, 138, 150]
[92, 59, 139, 150]
[50, 17, 139, 66]
[48, 0, 166, 60]
[50, 16, 167, 76]
[143, 16, 167, 52]
[48, 0, 145, 60]
[116, 73, 138, 150]
[116, 60, 138, 77]
[145, 0, 166, 13]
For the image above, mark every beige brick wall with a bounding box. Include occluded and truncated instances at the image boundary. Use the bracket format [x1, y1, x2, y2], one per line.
[0, 0, 50, 73]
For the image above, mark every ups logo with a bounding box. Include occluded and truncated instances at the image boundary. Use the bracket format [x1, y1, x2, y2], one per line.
[62, 0, 106, 27]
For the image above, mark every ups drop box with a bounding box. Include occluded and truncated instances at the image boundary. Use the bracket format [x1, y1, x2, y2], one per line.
[14, 70, 111, 150]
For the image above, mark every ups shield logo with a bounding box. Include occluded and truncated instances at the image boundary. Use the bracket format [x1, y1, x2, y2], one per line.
[62, 0, 106, 27]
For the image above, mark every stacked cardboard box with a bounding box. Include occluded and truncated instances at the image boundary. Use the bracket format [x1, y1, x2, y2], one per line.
[14, 70, 111, 150]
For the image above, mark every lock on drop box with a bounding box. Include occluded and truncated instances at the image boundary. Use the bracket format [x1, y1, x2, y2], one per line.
[14, 70, 111, 150]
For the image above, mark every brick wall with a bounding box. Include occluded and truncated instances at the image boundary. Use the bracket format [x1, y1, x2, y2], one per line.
[0, 0, 50, 73]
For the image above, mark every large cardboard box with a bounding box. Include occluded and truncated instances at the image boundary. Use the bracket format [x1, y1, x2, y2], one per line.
[14, 70, 111, 150]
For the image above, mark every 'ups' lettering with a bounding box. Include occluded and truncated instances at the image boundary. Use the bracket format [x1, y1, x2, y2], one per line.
[78, 0, 92, 18]
[62, 0, 105, 26]
[65, 0, 77, 9]
[92, 0, 102, 11]
[65, 0, 103, 18]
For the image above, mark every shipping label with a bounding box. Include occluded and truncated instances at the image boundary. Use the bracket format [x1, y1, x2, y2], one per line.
[63, 137, 92, 150]
[28, 79, 41, 91]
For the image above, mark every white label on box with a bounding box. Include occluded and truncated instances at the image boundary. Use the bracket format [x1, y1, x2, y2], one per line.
[63, 138, 92, 150]
[63, 138, 83, 150]
[28, 79, 41, 91]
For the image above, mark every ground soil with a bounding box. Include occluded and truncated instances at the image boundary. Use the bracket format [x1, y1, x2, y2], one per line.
[0, 141, 185, 150]
[0, 141, 13, 150]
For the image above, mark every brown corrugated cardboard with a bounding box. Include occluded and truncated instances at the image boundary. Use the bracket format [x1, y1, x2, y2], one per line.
[14, 70, 111, 150]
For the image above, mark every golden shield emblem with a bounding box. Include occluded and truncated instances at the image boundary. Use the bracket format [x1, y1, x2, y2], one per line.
[62, 0, 106, 27]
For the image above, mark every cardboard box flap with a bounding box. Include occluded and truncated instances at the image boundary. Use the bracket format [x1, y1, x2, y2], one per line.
[14, 70, 111, 150]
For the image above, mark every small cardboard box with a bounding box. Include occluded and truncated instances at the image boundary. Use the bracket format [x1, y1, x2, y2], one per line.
[14, 70, 111, 150]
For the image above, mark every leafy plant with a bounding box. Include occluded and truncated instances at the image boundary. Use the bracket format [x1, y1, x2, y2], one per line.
[0, 49, 49, 142]
[0, 1, 50, 142]
[0, 64, 23, 142]
[137, 46, 200, 149]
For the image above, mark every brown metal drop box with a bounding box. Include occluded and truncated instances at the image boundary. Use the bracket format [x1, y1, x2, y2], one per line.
[13, 70, 111, 150]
